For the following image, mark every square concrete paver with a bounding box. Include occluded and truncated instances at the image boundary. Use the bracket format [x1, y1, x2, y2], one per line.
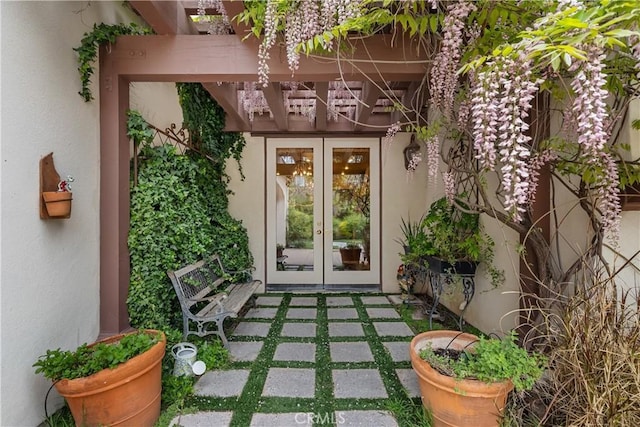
[233, 322, 271, 337]
[328, 308, 359, 320]
[373, 322, 414, 337]
[396, 369, 421, 397]
[361, 296, 391, 305]
[286, 308, 317, 319]
[281, 322, 317, 337]
[250, 413, 313, 427]
[382, 341, 410, 362]
[170, 412, 233, 427]
[262, 368, 316, 397]
[328, 322, 364, 337]
[195, 370, 250, 397]
[333, 369, 388, 398]
[366, 307, 401, 319]
[273, 342, 316, 362]
[326, 296, 354, 306]
[229, 341, 263, 362]
[330, 342, 374, 362]
[255, 296, 283, 306]
[337, 410, 399, 427]
[289, 296, 318, 306]
[244, 308, 278, 319]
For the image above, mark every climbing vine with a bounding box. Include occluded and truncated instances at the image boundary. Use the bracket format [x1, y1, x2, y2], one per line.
[127, 84, 252, 330]
[74, 23, 149, 102]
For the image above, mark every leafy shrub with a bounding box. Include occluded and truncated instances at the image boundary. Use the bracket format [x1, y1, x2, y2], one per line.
[337, 213, 367, 240]
[34, 331, 162, 381]
[286, 208, 313, 247]
[419, 332, 546, 392]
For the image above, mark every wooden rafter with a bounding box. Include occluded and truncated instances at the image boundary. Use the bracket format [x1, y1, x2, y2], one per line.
[129, 0, 198, 35]
[261, 83, 288, 131]
[354, 81, 383, 131]
[314, 81, 328, 131]
[202, 82, 249, 129]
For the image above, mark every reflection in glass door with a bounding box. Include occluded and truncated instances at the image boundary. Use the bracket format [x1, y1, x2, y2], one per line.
[266, 138, 379, 287]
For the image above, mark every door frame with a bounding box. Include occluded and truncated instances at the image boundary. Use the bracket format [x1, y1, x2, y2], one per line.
[265, 137, 381, 289]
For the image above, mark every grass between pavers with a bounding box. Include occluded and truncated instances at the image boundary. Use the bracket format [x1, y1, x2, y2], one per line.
[181, 292, 429, 427]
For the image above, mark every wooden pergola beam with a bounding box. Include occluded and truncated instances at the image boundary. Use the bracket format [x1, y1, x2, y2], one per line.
[354, 81, 383, 131]
[261, 83, 288, 131]
[315, 81, 328, 131]
[106, 35, 428, 82]
[202, 82, 249, 129]
[129, 0, 198, 35]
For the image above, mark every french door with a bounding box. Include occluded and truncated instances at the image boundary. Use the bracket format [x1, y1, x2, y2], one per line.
[266, 138, 380, 287]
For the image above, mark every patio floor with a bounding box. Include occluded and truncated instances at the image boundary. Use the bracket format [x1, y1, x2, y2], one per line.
[169, 293, 421, 427]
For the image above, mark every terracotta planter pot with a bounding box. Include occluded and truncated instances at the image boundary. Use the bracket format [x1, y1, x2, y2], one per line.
[410, 331, 513, 427]
[339, 247, 361, 270]
[42, 191, 72, 217]
[54, 330, 166, 427]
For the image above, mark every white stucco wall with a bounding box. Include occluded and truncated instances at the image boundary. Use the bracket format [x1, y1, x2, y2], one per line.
[0, 2, 141, 425]
[227, 134, 267, 290]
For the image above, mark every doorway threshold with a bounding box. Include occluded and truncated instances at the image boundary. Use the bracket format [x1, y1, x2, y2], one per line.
[266, 284, 380, 292]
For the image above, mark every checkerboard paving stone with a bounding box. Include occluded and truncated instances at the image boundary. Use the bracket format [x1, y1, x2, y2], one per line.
[330, 342, 374, 362]
[228, 341, 263, 362]
[327, 308, 359, 319]
[328, 322, 364, 337]
[250, 413, 313, 427]
[396, 368, 421, 398]
[281, 322, 316, 337]
[337, 410, 399, 427]
[255, 296, 283, 306]
[244, 308, 278, 319]
[273, 342, 316, 362]
[232, 322, 271, 337]
[326, 296, 354, 306]
[361, 296, 392, 305]
[286, 308, 317, 319]
[289, 296, 318, 306]
[366, 307, 401, 319]
[382, 341, 411, 362]
[373, 321, 414, 337]
[195, 370, 250, 397]
[262, 368, 316, 397]
[170, 411, 233, 427]
[332, 369, 388, 398]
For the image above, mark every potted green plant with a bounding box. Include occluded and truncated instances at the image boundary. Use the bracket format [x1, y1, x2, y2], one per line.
[410, 330, 545, 427]
[33, 329, 166, 426]
[400, 196, 503, 288]
[339, 241, 362, 270]
[276, 243, 285, 258]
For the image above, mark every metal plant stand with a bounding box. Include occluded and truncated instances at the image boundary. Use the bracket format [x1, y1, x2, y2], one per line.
[427, 269, 475, 329]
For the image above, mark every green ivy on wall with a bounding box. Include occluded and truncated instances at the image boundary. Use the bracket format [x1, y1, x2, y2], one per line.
[127, 84, 252, 330]
[74, 23, 149, 102]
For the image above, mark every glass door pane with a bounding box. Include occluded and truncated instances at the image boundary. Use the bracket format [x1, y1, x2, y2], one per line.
[331, 148, 371, 271]
[324, 139, 380, 285]
[266, 139, 323, 285]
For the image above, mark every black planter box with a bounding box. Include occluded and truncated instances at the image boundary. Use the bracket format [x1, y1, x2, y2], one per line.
[424, 255, 477, 276]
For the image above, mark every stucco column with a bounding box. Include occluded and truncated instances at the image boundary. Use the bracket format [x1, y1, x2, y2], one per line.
[99, 45, 131, 335]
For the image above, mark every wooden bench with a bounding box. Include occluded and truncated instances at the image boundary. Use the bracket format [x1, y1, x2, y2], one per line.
[167, 255, 262, 348]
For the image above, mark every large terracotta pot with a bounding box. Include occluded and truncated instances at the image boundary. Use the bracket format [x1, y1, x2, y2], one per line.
[410, 330, 513, 427]
[54, 330, 166, 427]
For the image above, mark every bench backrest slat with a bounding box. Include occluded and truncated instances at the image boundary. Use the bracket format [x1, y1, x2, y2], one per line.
[168, 256, 227, 310]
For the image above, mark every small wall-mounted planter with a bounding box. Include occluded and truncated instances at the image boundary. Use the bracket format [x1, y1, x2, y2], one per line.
[42, 191, 73, 218]
[40, 152, 72, 219]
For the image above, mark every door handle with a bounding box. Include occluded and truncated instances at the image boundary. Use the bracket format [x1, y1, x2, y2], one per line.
[316, 229, 322, 235]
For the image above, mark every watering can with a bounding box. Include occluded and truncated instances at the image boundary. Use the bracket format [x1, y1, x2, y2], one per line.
[171, 342, 206, 377]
